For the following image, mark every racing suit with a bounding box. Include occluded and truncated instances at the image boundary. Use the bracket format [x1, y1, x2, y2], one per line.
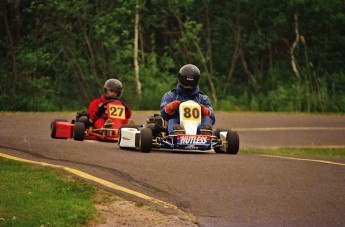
[160, 84, 215, 135]
[88, 94, 132, 129]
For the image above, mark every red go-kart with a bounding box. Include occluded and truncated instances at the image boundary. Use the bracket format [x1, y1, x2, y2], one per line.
[50, 100, 129, 142]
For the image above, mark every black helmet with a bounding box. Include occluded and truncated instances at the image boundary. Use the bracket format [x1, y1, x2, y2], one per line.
[178, 64, 200, 89]
[103, 79, 123, 99]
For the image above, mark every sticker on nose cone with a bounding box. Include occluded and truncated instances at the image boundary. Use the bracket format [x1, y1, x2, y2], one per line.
[177, 135, 211, 145]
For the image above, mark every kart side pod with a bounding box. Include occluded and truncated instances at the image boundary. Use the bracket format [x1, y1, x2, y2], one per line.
[118, 128, 140, 148]
[53, 121, 74, 139]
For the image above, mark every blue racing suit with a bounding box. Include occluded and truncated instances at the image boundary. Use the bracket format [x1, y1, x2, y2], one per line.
[160, 84, 216, 135]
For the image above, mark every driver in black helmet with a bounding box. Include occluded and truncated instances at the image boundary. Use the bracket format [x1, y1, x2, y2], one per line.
[160, 64, 215, 135]
[89, 79, 131, 129]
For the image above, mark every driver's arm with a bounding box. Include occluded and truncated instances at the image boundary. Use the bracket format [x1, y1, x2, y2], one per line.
[88, 99, 102, 121]
[160, 93, 177, 120]
[200, 96, 216, 123]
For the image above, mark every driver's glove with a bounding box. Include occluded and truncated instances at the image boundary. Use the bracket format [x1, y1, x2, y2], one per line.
[95, 104, 106, 117]
[200, 104, 211, 117]
[164, 100, 181, 115]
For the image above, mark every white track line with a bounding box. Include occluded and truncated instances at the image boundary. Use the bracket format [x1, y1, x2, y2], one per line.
[261, 154, 345, 166]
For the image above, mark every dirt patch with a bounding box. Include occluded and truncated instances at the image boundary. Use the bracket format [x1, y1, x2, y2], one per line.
[87, 189, 198, 227]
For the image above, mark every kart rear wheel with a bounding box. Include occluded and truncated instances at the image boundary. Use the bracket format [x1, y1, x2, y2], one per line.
[140, 128, 152, 153]
[73, 122, 85, 141]
[226, 130, 239, 154]
[50, 119, 68, 139]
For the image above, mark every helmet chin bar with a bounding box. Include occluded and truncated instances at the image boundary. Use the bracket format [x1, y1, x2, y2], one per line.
[179, 83, 195, 90]
[105, 96, 119, 100]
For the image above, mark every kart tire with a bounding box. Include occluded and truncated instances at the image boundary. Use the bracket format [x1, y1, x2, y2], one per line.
[50, 119, 68, 139]
[118, 124, 139, 148]
[140, 128, 152, 153]
[77, 116, 91, 127]
[226, 130, 239, 154]
[73, 122, 85, 141]
[213, 128, 227, 153]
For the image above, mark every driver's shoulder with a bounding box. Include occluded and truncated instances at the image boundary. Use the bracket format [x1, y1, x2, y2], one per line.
[90, 97, 102, 105]
[198, 91, 209, 100]
[166, 88, 177, 98]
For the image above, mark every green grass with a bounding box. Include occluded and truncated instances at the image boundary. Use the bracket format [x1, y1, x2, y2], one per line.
[240, 147, 345, 158]
[0, 158, 97, 227]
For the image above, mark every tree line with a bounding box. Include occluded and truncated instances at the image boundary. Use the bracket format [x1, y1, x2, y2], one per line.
[1, 0, 344, 112]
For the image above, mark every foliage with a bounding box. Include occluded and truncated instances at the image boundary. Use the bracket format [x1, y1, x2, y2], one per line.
[0, 0, 344, 112]
[0, 157, 96, 226]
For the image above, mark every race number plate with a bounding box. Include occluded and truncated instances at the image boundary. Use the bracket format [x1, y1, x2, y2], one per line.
[107, 104, 126, 119]
[180, 105, 201, 122]
[177, 135, 211, 145]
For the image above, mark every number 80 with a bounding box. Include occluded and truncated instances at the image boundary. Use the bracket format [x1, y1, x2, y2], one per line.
[183, 107, 200, 119]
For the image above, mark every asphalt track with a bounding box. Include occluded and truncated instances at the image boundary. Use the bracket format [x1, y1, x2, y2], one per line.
[1, 112, 345, 226]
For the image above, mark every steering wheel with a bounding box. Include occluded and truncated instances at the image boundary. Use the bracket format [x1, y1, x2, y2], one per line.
[99, 99, 120, 108]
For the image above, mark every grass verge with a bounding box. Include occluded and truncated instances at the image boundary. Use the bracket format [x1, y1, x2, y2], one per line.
[240, 147, 345, 158]
[0, 157, 98, 226]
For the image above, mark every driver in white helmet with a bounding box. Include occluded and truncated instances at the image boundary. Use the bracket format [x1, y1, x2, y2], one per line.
[88, 79, 131, 129]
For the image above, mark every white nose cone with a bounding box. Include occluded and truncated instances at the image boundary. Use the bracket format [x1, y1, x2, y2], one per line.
[179, 100, 201, 135]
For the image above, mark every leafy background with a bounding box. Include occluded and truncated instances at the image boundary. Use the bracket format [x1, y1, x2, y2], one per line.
[1, 0, 344, 112]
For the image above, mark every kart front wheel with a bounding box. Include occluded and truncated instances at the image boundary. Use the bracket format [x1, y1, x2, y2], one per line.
[226, 130, 239, 154]
[140, 128, 152, 153]
[73, 122, 85, 141]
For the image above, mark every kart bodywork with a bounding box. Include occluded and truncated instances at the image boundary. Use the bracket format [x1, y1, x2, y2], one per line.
[50, 100, 128, 142]
[118, 100, 240, 154]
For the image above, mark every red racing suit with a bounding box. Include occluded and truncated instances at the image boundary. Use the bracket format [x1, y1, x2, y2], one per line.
[88, 94, 132, 129]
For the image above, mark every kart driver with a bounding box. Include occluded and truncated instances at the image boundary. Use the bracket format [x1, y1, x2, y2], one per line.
[160, 64, 215, 135]
[88, 79, 131, 129]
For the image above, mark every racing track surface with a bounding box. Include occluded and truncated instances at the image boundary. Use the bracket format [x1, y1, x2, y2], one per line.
[1, 112, 345, 226]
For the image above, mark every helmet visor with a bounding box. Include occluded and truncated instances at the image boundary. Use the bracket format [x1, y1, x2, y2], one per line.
[107, 88, 120, 93]
[179, 75, 200, 89]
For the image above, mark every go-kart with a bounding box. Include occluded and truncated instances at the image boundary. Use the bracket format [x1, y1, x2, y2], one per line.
[118, 100, 239, 154]
[50, 99, 129, 142]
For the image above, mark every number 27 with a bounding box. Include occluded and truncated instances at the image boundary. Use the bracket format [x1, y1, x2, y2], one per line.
[110, 106, 124, 117]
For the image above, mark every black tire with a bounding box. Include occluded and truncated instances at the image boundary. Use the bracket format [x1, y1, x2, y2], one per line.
[50, 119, 68, 139]
[73, 122, 85, 141]
[140, 128, 152, 153]
[118, 124, 139, 147]
[226, 130, 240, 154]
